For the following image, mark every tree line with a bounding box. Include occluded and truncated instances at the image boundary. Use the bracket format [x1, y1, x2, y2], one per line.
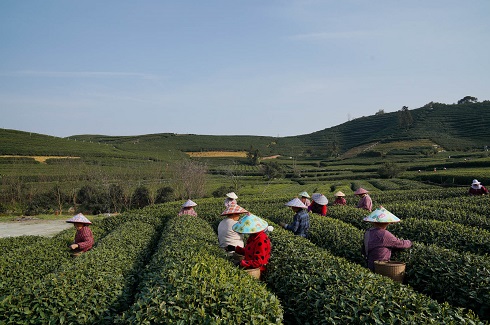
[0, 159, 209, 216]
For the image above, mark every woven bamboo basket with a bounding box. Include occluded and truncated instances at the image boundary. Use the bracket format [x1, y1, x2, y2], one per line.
[245, 268, 261, 279]
[374, 261, 406, 283]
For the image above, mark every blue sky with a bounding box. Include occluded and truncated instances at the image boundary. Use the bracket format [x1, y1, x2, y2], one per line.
[1, 1, 489, 138]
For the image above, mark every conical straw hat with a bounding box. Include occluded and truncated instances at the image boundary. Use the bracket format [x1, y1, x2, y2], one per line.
[354, 188, 369, 195]
[182, 199, 197, 207]
[298, 191, 310, 198]
[225, 192, 238, 199]
[363, 206, 400, 223]
[311, 193, 328, 205]
[334, 191, 345, 197]
[232, 214, 268, 234]
[285, 197, 308, 209]
[221, 203, 248, 216]
[66, 213, 92, 224]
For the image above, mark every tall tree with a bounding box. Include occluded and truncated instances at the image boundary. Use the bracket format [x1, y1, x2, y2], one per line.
[398, 106, 413, 130]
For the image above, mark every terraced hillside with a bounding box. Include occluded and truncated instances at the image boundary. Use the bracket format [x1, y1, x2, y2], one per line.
[291, 101, 490, 156]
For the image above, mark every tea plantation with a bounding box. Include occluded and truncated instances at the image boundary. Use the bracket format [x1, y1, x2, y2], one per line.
[1, 188, 489, 324]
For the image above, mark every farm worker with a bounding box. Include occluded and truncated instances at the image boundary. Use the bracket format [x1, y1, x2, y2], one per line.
[279, 198, 310, 238]
[298, 191, 311, 207]
[355, 188, 372, 212]
[308, 193, 328, 216]
[361, 207, 412, 271]
[218, 203, 248, 250]
[226, 214, 271, 278]
[178, 199, 198, 216]
[468, 179, 489, 195]
[224, 192, 238, 207]
[333, 191, 347, 206]
[66, 213, 94, 257]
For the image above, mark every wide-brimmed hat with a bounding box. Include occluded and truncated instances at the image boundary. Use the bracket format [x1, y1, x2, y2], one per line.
[298, 191, 310, 198]
[311, 193, 328, 205]
[285, 197, 308, 209]
[363, 207, 400, 223]
[182, 199, 197, 207]
[221, 203, 248, 216]
[472, 179, 481, 186]
[334, 191, 345, 197]
[66, 213, 92, 224]
[224, 198, 237, 207]
[232, 214, 268, 234]
[225, 192, 238, 200]
[354, 188, 369, 195]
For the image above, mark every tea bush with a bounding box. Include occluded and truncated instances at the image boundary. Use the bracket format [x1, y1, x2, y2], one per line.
[117, 213, 283, 324]
[0, 217, 161, 324]
[265, 225, 481, 324]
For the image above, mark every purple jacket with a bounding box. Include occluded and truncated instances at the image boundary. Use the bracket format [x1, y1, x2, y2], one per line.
[364, 227, 411, 271]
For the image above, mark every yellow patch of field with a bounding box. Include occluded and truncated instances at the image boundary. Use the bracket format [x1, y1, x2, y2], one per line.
[186, 151, 248, 158]
[0, 155, 80, 164]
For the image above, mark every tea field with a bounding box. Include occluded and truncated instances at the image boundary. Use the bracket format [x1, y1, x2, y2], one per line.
[1, 187, 489, 324]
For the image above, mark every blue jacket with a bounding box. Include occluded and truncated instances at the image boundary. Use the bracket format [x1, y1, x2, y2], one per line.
[285, 209, 310, 237]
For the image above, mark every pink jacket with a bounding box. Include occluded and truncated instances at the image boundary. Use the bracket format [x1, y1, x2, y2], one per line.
[357, 195, 372, 212]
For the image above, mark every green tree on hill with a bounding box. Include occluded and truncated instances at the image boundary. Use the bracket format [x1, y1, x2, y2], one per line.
[398, 106, 413, 130]
[262, 161, 283, 180]
[457, 96, 478, 104]
[378, 162, 405, 178]
[247, 146, 260, 165]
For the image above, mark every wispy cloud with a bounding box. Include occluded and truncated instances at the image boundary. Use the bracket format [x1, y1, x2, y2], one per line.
[1, 70, 161, 80]
[290, 30, 373, 41]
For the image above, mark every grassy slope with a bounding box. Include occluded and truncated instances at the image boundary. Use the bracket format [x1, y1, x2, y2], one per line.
[0, 129, 135, 158]
[3, 101, 488, 160]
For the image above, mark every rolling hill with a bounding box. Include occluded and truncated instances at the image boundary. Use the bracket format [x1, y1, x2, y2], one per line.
[1, 101, 489, 160]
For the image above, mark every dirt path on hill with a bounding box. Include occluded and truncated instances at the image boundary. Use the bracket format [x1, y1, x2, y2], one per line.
[0, 220, 73, 238]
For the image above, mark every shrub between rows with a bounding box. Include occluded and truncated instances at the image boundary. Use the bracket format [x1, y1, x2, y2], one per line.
[411, 196, 490, 216]
[370, 188, 466, 204]
[390, 218, 490, 256]
[117, 212, 283, 324]
[0, 217, 161, 324]
[0, 225, 104, 298]
[0, 235, 44, 256]
[264, 224, 481, 324]
[0, 211, 153, 300]
[385, 203, 490, 231]
[273, 210, 490, 321]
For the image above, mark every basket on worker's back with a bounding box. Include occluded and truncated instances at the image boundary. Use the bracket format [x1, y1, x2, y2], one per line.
[374, 261, 406, 283]
[245, 268, 261, 279]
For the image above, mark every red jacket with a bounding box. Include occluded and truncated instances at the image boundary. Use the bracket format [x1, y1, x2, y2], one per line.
[333, 197, 346, 206]
[308, 202, 327, 216]
[469, 186, 488, 195]
[235, 231, 271, 272]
